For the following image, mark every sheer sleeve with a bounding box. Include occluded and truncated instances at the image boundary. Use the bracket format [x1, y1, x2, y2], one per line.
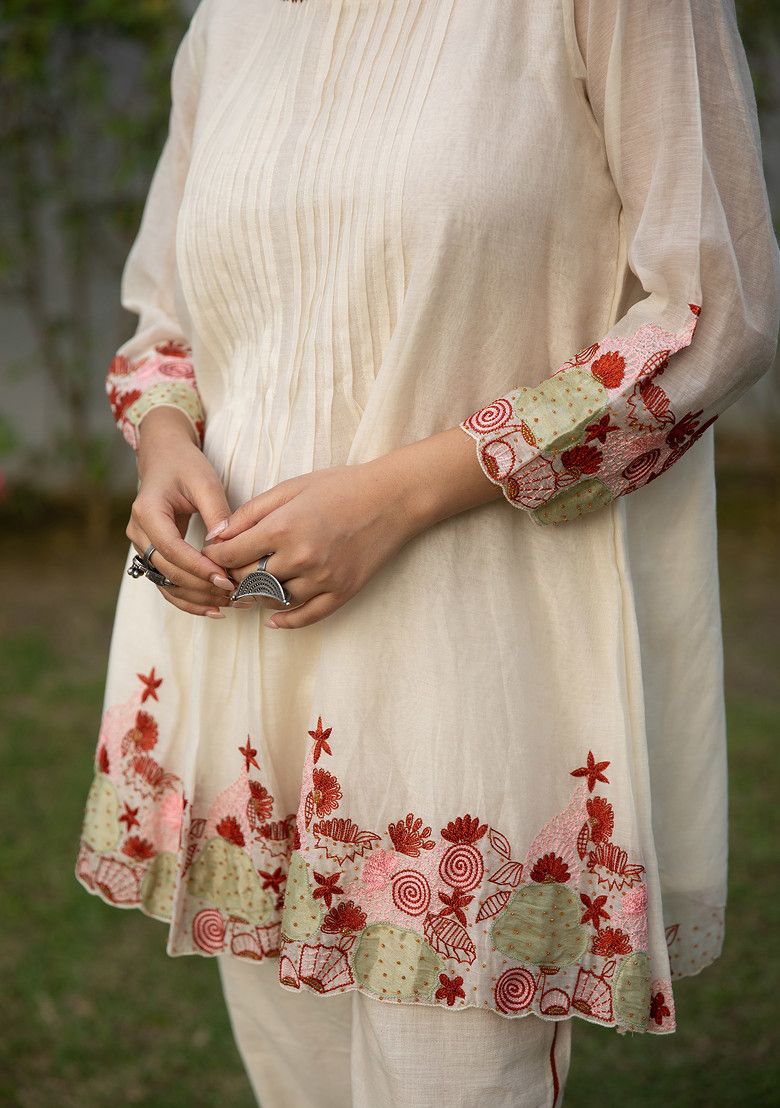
[459, 0, 780, 525]
[105, 5, 208, 451]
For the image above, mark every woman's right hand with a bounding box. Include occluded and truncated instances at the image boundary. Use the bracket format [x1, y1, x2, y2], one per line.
[126, 407, 237, 619]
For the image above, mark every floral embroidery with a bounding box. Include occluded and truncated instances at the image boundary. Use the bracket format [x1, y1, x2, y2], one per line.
[460, 304, 718, 524]
[75, 674, 722, 1035]
[105, 340, 205, 451]
[275, 717, 681, 1035]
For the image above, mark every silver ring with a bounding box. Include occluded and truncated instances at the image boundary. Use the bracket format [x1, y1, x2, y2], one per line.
[126, 543, 176, 589]
[230, 552, 291, 606]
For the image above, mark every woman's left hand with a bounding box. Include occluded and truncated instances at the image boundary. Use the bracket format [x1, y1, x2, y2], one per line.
[201, 457, 428, 629]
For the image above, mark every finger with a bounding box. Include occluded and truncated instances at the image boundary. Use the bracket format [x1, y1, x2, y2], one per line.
[146, 504, 236, 583]
[166, 584, 233, 607]
[264, 592, 339, 630]
[202, 516, 283, 571]
[187, 474, 234, 547]
[129, 530, 234, 595]
[206, 481, 297, 542]
[155, 585, 226, 619]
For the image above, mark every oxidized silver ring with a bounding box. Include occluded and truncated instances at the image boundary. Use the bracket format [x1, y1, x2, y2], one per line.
[126, 542, 176, 589]
[230, 553, 291, 606]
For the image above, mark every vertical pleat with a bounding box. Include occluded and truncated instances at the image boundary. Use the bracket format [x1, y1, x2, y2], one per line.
[176, 0, 455, 505]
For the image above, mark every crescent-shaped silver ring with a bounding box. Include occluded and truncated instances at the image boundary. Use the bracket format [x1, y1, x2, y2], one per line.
[229, 554, 292, 606]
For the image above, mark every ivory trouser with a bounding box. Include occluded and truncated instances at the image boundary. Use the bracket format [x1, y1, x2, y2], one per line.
[217, 954, 573, 1108]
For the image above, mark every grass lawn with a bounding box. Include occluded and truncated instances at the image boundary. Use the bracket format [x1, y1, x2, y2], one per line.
[1, 458, 777, 1107]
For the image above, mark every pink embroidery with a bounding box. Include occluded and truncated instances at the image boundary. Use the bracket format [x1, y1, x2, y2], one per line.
[461, 304, 717, 521]
[105, 340, 205, 450]
[75, 676, 708, 1036]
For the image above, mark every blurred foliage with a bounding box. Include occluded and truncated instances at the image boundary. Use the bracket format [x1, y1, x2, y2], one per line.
[0, 0, 187, 536]
[735, 0, 780, 111]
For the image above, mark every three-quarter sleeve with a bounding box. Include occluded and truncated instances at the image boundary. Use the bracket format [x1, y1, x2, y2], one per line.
[106, 7, 207, 452]
[459, 0, 780, 525]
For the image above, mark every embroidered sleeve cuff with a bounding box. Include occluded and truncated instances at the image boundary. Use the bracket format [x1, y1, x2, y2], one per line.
[105, 341, 206, 452]
[460, 305, 715, 525]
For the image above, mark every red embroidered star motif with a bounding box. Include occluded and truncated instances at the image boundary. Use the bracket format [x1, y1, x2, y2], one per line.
[239, 735, 260, 772]
[579, 891, 610, 929]
[259, 866, 286, 893]
[437, 888, 474, 926]
[584, 414, 619, 444]
[137, 666, 163, 703]
[312, 871, 344, 907]
[570, 750, 610, 792]
[308, 716, 333, 763]
[119, 803, 140, 831]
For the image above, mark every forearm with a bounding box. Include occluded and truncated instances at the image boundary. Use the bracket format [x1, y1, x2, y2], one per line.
[364, 425, 503, 537]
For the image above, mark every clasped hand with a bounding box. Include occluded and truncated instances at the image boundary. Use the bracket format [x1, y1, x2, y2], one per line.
[126, 409, 427, 629]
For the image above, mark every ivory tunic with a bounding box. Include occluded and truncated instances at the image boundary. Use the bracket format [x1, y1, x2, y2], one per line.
[75, 0, 780, 1036]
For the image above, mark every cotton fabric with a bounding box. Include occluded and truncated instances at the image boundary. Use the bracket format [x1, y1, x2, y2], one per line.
[75, 0, 780, 1041]
[217, 953, 573, 1107]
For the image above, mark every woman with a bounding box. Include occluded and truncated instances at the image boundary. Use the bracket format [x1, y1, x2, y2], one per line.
[74, 0, 780, 1105]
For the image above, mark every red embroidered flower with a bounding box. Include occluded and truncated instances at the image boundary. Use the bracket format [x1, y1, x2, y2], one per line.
[440, 815, 487, 845]
[579, 892, 610, 929]
[311, 768, 342, 817]
[560, 444, 602, 476]
[570, 751, 610, 792]
[437, 887, 475, 926]
[130, 710, 158, 752]
[258, 866, 286, 893]
[308, 716, 333, 763]
[591, 350, 625, 389]
[650, 991, 671, 1025]
[248, 780, 274, 822]
[586, 796, 614, 844]
[122, 836, 155, 861]
[97, 745, 110, 774]
[216, 816, 245, 848]
[107, 384, 141, 422]
[591, 926, 633, 957]
[584, 414, 619, 444]
[435, 973, 466, 1007]
[312, 871, 344, 907]
[321, 900, 367, 935]
[530, 852, 571, 883]
[388, 813, 435, 856]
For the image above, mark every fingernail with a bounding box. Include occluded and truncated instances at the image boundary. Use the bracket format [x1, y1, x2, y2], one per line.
[265, 618, 279, 628]
[205, 609, 226, 619]
[210, 573, 235, 592]
[205, 519, 229, 541]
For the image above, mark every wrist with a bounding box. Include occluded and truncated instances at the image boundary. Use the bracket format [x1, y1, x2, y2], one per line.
[366, 426, 504, 538]
[136, 407, 200, 470]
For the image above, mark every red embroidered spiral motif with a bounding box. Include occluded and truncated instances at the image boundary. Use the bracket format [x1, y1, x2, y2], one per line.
[494, 967, 536, 1013]
[192, 908, 226, 954]
[391, 870, 431, 916]
[438, 844, 484, 891]
[621, 448, 660, 483]
[463, 397, 513, 434]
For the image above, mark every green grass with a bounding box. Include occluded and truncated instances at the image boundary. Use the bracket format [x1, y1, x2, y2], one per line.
[1, 462, 778, 1106]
